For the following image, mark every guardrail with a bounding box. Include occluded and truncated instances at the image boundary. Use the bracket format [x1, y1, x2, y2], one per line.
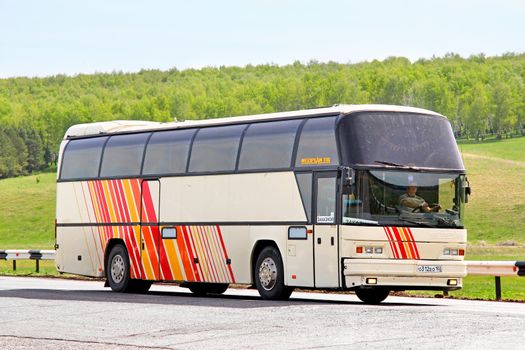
[466, 260, 525, 301]
[0, 250, 56, 273]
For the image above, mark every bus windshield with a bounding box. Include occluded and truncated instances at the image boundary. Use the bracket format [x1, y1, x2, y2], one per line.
[342, 170, 466, 228]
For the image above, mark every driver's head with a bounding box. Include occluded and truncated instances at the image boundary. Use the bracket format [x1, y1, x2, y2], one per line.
[407, 182, 417, 196]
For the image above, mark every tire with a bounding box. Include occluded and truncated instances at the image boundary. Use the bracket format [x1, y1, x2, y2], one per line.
[254, 246, 294, 300]
[355, 287, 390, 304]
[106, 244, 132, 292]
[187, 283, 229, 296]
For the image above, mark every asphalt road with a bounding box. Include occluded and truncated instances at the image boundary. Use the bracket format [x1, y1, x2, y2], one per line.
[0, 277, 523, 349]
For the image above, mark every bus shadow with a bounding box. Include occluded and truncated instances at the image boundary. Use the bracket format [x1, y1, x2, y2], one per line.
[0, 287, 438, 308]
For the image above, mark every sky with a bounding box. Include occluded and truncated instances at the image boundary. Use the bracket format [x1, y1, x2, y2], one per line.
[1, 0, 524, 78]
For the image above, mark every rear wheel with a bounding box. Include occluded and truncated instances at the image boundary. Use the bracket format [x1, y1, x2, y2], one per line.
[106, 244, 132, 292]
[254, 246, 294, 300]
[355, 288, 390, 304]
[187, 283, 229, 296]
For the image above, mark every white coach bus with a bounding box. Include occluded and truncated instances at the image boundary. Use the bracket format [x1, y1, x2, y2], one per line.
[55, 104, 470, 303]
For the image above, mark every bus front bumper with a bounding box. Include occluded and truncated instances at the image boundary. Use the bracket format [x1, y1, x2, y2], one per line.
[343, 258, 467, 290]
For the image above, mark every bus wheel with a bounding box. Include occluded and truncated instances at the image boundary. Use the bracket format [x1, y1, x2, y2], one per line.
[355, 287, 390, 304]
[187, 283, 229, 296]
[106, 244, 132, 292]
[254, 246, 294, 300]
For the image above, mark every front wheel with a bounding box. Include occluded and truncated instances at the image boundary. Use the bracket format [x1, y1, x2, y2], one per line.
[355, 288, 390, 304]
[254, 246, 294, 300]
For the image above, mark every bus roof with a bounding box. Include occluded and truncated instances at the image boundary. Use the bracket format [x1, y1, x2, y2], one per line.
[63, 104, 443, 139]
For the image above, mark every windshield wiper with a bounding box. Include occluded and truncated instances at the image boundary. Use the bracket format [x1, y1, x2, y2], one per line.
[374, 160, 421, 170]
[374, 160, 404, 167]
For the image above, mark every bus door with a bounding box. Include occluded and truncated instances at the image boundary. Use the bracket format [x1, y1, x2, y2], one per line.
[140, 179, 161, 280]
[313, 171, 339, 288]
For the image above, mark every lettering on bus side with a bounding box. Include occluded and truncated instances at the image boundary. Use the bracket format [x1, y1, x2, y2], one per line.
[300, 157, 331, 165]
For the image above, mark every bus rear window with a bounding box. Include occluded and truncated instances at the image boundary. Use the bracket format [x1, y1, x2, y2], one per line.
[60, 137, 107, 180]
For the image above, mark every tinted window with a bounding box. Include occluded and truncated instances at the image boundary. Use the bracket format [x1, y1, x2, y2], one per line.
[60, 137, 107, 180]
[100, 133, 150, 177]
[338, 112, 464, 170]
[188, 125, 245, 172]
[143, 129, 195, 175]
[295, 116, 339, 167]
[295, 173, 312, 222]
[316, 176, 337, 224]
[239, 120, 301, 170]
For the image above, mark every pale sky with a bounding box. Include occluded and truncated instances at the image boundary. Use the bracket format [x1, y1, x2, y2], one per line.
[1, 0, 524, 78]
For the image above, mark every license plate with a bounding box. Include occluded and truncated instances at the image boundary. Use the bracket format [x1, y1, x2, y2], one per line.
[417, 265, 442, 273]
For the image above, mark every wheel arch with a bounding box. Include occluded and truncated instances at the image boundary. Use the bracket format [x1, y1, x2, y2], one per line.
[104, 238, 127, 274]
[250, 239, 280, 284]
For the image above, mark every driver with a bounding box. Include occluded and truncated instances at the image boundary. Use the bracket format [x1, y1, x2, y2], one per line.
[399, 182, 440, 212]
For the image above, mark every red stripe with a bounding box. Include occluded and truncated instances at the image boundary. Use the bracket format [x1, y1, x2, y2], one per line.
[383, 227, 399, 259]
[108, 180, 124, 222]
[186, 226, 205, 281]
[406, 227, 420, 259]
[175, 225, 196, 281]
[216, 225, 235, 283]
[95, 181, 111, 223]
[157, 226, 173, 281]
[141, 181, 157, 223]
[390, 227, 408, 259]
[198, 226, 220, 282]
[113, 180, 129, 223]
[181, 226, 200, 282]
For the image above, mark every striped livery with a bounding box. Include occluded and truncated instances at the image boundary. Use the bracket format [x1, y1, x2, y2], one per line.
[80, 178, 235, 283]
[383, 226, 421, 260]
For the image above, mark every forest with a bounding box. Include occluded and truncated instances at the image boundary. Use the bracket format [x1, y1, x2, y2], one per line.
[1, 53, 524, 178]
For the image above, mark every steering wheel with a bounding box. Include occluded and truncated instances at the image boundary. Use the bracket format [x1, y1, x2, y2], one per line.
[411, 205, 423, 213]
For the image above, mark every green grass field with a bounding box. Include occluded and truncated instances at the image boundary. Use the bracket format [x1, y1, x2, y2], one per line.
[0, 137, 524, 300]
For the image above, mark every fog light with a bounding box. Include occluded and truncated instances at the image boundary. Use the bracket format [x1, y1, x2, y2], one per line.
[447, 279, 458, 286]
[366, 278, 378, 285]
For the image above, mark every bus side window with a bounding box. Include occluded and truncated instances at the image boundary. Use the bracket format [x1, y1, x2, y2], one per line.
[295, 173, 312, 223]
[188, 125, 245, 173]
[295, 116, 339, 168]
[100, 133, 150, 178]
[60, 137, 107, 180]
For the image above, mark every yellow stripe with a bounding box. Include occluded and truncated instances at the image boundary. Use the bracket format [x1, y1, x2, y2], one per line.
[122, 180, 139, 222]
[165, 238, 184, 280]
[141, 227, 154, 280]
[101, 181, 116, 222]
[399, 227, 414, 259]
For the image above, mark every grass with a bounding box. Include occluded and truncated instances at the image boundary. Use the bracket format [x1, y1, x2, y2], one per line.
[459, 138, 525, 244]
[0, 172, 56, 249]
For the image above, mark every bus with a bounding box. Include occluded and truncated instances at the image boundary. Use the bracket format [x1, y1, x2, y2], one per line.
[55, 104, 469, 303]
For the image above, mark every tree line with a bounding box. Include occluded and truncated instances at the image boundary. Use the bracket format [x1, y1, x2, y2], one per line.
[0, 52, 524, 178]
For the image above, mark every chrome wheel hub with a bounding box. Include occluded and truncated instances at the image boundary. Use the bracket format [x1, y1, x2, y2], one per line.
[258, 257, 277, 291]
[111, 254, 125, 284]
